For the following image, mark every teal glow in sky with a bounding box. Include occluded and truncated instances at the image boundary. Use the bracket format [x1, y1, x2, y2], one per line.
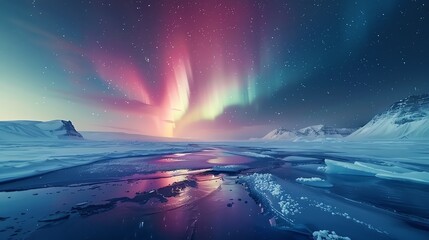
[1, 1, 428, 139]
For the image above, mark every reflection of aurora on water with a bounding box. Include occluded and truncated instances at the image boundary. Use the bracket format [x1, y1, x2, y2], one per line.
[1, 147, 428, 240]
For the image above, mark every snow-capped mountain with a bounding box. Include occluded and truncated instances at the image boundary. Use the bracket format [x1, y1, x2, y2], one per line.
[263, 124, 356, 141]
[349, 94, 429, 139]
[0, 120, 83, 140]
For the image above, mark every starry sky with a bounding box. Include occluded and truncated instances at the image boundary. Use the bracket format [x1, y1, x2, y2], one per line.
[0, 1, 428, 140]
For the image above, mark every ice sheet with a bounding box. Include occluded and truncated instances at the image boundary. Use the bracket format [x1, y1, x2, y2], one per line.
[0, 141, 201, 183]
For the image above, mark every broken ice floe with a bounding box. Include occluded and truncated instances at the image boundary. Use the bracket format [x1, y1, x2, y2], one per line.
[312, 230, 350, 240]
[240, 173, 301, 220]
[325, 159, 429, 184]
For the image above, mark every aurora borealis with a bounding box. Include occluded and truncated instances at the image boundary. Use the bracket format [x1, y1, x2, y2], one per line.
[1, 1, 428, 139]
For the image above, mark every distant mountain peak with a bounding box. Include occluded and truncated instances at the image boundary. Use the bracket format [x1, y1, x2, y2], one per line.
[263, 124, 356, 141]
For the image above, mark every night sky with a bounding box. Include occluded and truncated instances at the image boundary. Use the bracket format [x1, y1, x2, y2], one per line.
[0, 1, 428, 140]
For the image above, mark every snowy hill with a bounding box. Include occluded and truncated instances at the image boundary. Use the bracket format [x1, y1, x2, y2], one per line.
[0, 120, 83, 140]
[263, 124, 356, 141]
[349, 94, 429, 139]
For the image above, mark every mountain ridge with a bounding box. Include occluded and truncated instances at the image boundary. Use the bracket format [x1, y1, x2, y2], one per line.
[0, 120, 83, 140]
[349, 94, 429, 139]
[263, 124, 357, 141]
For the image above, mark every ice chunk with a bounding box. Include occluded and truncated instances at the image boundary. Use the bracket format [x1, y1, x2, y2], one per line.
[283, 156, 321, 162]
[296, 177, 324, 182]
[325, 159, 375, 176]
[212, 165, 248, 173]
[325, 159, 410, 176]
[296, 177, 333, 188]
[312, 230, 351, 240]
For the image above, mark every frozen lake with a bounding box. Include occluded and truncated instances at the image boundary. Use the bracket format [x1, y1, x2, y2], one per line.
[0, 143, 428, 239]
